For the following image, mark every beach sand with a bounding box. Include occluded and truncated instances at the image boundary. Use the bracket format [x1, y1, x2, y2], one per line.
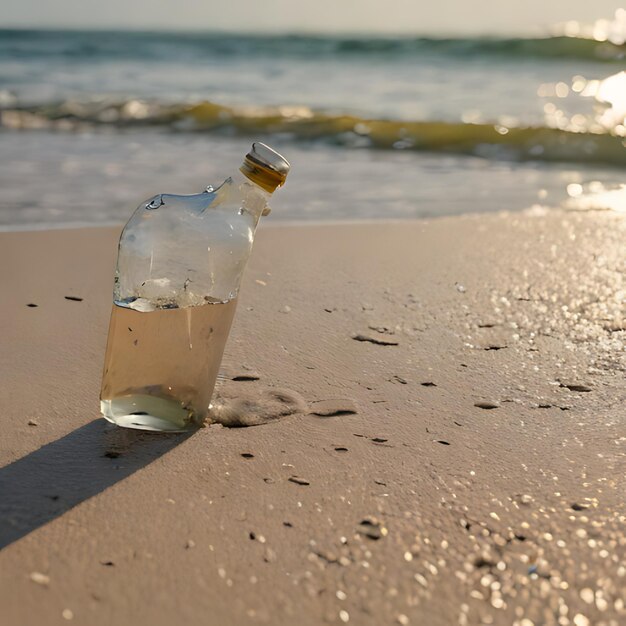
[0, 210, 624, 625]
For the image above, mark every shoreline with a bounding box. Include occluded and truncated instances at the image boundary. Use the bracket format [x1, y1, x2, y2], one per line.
[0, 204, 617, 233]
[0, 213, 458, 233]
[1, 210, 624, 625]
[3, 129, 624, 229]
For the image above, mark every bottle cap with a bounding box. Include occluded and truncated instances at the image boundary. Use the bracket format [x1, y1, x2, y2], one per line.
[240, 143, 290, 193]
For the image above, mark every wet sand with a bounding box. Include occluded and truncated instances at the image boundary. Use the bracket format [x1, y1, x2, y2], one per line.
[0, 210, 624, 626]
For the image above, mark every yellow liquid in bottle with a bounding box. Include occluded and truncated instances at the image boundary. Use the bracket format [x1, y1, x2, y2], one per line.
[100, 298, 237, 432]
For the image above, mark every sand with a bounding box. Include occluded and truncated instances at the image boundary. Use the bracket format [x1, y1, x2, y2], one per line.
[0, 210, 624, 626]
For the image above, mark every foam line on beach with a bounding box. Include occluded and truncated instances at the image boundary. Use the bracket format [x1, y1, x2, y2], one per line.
[2, 100, 625, 167]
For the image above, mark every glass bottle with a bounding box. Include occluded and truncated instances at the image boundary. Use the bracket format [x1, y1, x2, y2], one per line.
[100, 143, 290, 432]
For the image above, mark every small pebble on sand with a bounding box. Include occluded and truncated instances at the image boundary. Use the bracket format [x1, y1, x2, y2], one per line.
[391, 375, 408, 384]
[352, 333, 399, 346]
[288, 476, 310, 486]
[357, 517, 387, 540]
[29, 572, 50, 586]
[309, 399, 358, 417]
[474, 401, 500, 410]
[559, 382, 592, 393]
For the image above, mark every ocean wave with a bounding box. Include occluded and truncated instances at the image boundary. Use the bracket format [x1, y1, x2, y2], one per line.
[2, 99, 625, 167]
[0, 29, 624, 63]
[333, 35, 626, 62]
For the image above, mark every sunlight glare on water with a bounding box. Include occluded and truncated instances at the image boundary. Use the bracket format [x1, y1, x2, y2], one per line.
[565, 182, 626, 213]
[595, 71, 626, 136]
[557, 9, 626, 45]
[540, 70, 626, 136]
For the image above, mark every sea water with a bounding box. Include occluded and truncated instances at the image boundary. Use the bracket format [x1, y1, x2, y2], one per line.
[1, 23, 625, 228]
[100, 298, 237, 432]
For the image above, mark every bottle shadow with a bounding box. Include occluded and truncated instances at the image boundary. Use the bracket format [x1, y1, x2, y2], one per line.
[0, 419, 192, 550]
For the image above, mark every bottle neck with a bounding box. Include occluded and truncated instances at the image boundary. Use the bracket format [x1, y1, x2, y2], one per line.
[232, 170, 272, 197]
[232, 170, 272, 222]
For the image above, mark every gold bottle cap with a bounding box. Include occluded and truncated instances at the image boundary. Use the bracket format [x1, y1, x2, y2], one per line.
[240, 142, 290, 193]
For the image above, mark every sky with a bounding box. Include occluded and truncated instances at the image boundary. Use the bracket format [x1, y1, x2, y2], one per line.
[1, 0, 624, 35]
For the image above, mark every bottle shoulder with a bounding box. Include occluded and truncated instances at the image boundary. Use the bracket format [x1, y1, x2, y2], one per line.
[121, 175, 269, 237]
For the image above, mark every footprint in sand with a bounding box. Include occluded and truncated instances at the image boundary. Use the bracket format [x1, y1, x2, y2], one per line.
[209, 387, 308, 427]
